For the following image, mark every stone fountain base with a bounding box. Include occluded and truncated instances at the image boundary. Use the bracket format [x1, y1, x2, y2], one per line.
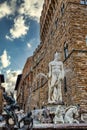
[33, 124, 87, 130]
[46, 101, 65, 113]
[1, 124, 87, 130]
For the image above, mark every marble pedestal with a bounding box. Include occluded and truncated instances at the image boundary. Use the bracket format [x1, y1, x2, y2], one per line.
[46, 101, 65, 114]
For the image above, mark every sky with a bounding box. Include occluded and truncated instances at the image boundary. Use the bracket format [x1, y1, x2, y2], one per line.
[0, 0, 44, 92]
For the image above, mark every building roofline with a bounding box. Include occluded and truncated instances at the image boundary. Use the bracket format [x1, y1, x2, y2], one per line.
[15, 74, 22, 90]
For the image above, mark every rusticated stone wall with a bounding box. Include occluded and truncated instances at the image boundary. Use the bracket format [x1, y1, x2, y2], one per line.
[16, 56, 33, 111]
[0, 86, 5, 114]
[16, 0, 87, 111]
[31, 1, 87, 110]
[30, 1, 87, 110]
[0, 89, 3, 114]
[63, 50, 87, 109]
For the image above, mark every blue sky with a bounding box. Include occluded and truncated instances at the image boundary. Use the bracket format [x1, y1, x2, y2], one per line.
[0, 0, 44, 92]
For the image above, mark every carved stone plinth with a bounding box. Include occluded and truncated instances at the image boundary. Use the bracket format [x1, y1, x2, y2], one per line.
[46, 101, 65, 114]
[1, 124, 87, 130]
[33, 124, 87, 130]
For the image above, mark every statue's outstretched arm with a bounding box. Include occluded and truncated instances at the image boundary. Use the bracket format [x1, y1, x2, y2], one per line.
[48, 63, 52, 78]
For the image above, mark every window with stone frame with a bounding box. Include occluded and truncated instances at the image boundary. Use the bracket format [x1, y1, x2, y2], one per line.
[80, 0, 87, 5]
[64, 42, 68, 59]
[55, 18, 58, 29]
[61, 3, 65, 15]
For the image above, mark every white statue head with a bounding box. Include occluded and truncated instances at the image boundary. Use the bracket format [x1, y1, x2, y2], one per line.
[54, 52, 61, 60]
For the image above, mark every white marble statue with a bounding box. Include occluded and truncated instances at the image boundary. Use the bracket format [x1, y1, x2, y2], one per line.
[48, 52, 64, 103]
[53, 105, 65, 124]
[64, 106, 79, 124]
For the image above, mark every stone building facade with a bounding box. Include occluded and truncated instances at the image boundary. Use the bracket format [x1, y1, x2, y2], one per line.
[0, 74, 5, 114]
[16, 0, 87, 111]
[15, 56, 33, 111]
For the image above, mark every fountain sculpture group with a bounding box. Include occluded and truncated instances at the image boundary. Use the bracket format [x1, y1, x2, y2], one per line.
[0, 92, 33, 129]
[32, 52, 84, 124]
[0, 52, 87, 130]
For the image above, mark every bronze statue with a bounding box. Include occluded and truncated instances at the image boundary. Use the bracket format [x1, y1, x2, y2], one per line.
[18, 111, 33, 130]
[3, 92, 20, 127]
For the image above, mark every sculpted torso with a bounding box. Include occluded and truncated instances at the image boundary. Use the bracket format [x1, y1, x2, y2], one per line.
[48, 52, 64, 103]
[49, 61, 62, 75]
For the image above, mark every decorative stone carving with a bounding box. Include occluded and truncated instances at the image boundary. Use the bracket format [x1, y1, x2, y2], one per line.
[64, 106, 79, 124]
[18, 111, 33, 129]
[53, 105, 65, 124]
[53, 105, 80, 124]
[32, 108, 52, 124]
[48, 52, 64, 103]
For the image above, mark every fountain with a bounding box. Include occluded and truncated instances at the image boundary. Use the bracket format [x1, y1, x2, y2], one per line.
[1, 52, 87, 130]
[31, 52, 87, 130]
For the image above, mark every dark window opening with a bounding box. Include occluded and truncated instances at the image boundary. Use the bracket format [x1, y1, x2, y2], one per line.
[64, 42, 68, 59]
[64, 76, 67, 92]
[55, 18, 58, 29]
[61, 3, 65, 15]
[41, 78, 44, 86]
[86, 36, 87, 46]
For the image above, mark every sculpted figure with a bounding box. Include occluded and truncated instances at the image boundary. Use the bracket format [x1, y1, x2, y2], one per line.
[53, 105, 65, 124]
[3, 92, 20, 127]
[48, 52, 64, 103]
[18, 111, 33, 130]
[41, 107, 52, 123]
[64, 106, 79, 124]
[3, 92, 20, 113]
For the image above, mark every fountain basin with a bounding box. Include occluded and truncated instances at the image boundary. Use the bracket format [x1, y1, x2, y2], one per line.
[33, 124, 87, 130]
[1, 124, 87, 130]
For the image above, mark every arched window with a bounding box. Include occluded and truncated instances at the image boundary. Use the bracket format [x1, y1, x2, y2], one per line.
[64, 42, 68, 59]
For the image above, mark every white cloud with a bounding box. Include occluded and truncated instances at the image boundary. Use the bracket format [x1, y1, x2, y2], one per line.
[2, 70, 22, 93]
[10, 16, 29, 39]
[0, 50, 11, 68]
[18, 0, 44, 22]
[5, 35, 13, 41]
[27, 43, 32, 48]
[0, 2, 12, 19]
[9, 0, 17, 13]
[1, 1, 44, 40]
[0, 0, 18, 20]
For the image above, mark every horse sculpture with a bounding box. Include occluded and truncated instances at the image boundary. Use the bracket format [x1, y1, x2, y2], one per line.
[64, 106, 79, 124]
